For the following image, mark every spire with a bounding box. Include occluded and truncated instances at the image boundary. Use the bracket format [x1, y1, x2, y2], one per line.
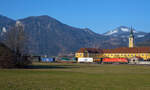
[129, 26, 134, 48]
[130, 26, 134, 37]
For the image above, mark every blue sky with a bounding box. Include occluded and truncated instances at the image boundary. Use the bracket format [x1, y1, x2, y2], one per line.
[0, 0, 150, 33]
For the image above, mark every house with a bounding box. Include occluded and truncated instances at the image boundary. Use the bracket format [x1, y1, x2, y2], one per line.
[75, 28, 150, 60]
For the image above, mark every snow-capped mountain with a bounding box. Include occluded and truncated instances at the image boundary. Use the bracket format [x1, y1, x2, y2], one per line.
[103, 26, 147, 38]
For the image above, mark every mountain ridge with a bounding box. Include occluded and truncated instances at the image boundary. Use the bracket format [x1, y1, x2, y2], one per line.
[0, 14, 150, 56]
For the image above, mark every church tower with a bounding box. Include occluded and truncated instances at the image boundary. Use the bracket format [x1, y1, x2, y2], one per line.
[129, 27, 134, 48]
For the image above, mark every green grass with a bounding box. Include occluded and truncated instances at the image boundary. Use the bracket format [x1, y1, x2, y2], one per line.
[0, 63, 150, 90]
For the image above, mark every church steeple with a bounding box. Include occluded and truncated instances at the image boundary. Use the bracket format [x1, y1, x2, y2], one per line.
[129, 27, 134, 48]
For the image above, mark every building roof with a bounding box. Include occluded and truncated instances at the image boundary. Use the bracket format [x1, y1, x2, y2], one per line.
[77, 47, 150, 53]
[76, 48, 103, 53]
[103, 47, 150, 53]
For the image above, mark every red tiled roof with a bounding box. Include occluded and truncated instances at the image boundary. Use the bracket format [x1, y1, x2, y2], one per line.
[77, 47, 150, 53]
[76, 48, 103, 53]
[103, 47, 150, 53]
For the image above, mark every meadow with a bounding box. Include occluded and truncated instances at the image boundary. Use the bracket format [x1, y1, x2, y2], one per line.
[0, 63, 150, 90]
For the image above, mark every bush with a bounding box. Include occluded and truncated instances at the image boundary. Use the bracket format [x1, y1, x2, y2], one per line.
[0, 43, 31, 68]
[0, 43, 16, 68]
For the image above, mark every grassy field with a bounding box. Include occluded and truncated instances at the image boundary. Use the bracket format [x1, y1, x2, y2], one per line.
[0, 63, 150, 90]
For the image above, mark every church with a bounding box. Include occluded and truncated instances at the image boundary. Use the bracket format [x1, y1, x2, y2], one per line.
[75, 28, 150, 60]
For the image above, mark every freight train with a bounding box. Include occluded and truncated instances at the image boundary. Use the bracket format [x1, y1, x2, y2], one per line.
[77, 58, 128, 64]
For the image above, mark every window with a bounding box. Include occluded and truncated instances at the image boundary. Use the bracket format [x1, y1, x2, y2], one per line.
[80, 53, 82, 56]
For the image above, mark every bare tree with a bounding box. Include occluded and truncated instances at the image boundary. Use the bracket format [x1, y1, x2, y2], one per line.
[3, 21, 31, 67]
[4, 22, 25, 54]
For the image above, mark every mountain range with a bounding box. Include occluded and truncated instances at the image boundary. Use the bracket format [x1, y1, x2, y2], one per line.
[0, 14, 150, 56]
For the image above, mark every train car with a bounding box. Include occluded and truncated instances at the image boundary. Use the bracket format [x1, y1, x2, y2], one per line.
[102, 58, 128, 64]
[41, 57, 55, 62]
[93, 58, 103, 64]
[58, 57, 77, 63]
[78, 58, 93, 63]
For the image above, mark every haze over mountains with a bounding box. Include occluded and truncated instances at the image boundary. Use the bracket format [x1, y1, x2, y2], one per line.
[0, 14, 150, 56]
